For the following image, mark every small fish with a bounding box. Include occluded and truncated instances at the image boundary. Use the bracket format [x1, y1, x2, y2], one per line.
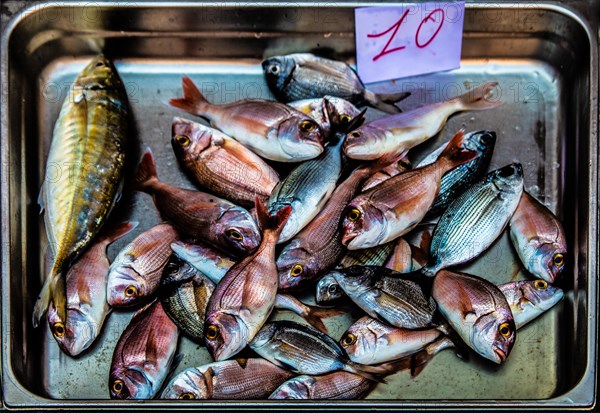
[341, 130, 476, 249]
[263, 53, 409, 113]
[171, 117, 280, 206]
[160, 256, 215, 343]
[422, 163, 524, 276]
[288, 96, 362, 137]
[170, 76, 324, 162]
[343, 82, 500, 160]
[33, 55, 130, 326]
[106, 223, 178, 307]
[250, 320, 389, 381]
[134, 150, 261, 257]
[432, 270, 516, 364]
[269, 372, 375, 400]
[498, 279, 564, 329]
[48, 221, 137, 356]
[109, 300, 179, 399]
[331, 266, 436, 329]
[361, 155, 412, 191]
[340, 316, 445, 365]
[509, 191, 567, 283]
[160, 359, 294, 400]
[416, 130, 497, 217]
[204, 200, 291, 361]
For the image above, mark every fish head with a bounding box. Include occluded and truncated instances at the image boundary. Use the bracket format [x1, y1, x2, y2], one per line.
[315, 273, 344, 304]
[214, 208, 261, 256]
[277, 115, 325, 161]
[269, 378, 312, 399]
[106, 263, 149, 307]
[519, 279, 564, 311]
[343, 124, 388, 160]
[160, 256, 196, 287]
[470, 309, 516, 364]
[204, 311, 249, 361]
[262, 56, 296, 92]
[464, 130, 496, 154]
[527, 242, 567, 283]
[47, 307, 99, 357]
[341, 200, 387, 250]
[491, 163, 524, 194]
[109, 367, 154, 400]
[339, 318, 377, 364]
[331, 266, 373, 295]
[171, 117, 212, 163]
[160, 368, 210, 400]
[277, 243, 319, 291]
[249, 322, 278, 349]
[76, 55, 122, 91]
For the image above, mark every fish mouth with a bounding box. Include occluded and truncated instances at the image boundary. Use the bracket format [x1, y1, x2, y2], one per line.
[493, 346, 507, 363]
[341, 231, 358, 247]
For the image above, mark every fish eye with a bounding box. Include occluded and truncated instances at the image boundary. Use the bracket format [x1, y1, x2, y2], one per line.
[480, 133, 493, 145]
[341, 333, 357, 347]
[52, 322, 66, 338]
[96, 61, 104, 67]
[534, 279, 548, 290]
[328, 284, 339, 294]
[346, 208, 361, 222]
[397, 159, 411, 171]
[350, 131, 362, 138]
[226, 229, 244, 241]
[179, 393, 195, 400]
[300, 120, 316, 133]
[112, 379, 124, 394]
[124, 285, 137, 298]
[553, 253, 564, 267]
[498, 322, 512, 338]
[206, 324, 219, 341]
[340, 114, 352, 123]
[290, 264, 303, 277]
[268, 65, 280, 75]
[174, 134, 191, 147]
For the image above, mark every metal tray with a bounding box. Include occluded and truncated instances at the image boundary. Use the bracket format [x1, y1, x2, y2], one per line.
[1, 1, 598, 409]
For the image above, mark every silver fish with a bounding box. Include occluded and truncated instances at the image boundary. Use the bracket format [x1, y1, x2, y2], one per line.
[422, 163, 524, 276]
[288, 96, 362, 137]
[498, 279, 564, 329]
[269, 372, 375, 400]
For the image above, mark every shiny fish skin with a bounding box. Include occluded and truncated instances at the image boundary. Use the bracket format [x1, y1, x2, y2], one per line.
[48, 221, 137, 357]
[170, 241, 235, 284]
[263, 53, 409, 113]
[160, 359, 294, 400]
[171, 117, 280, 207]
[331, 266, 436, 329]
[288, 96, 362, 138]
[341, 130, 476, 249]
[432, 270, 516, 364]
[134, 150, 261, 257]
[422, 163, 524, 277]
[107, 223, 179, 307]
[498, 280, 564, 329]
[509, 191, 567, 283]
[34, 55, 129, 327]
[109, 300, 179, 399]
[204, 201, 292, 361]
[343, 82, 501, 160]
[269, 372, 374, 400]
[416, 130, 497, 217]
[170, 76, 324, 162]
[361, 155, 412, 191]
[160, 256, 215, 343]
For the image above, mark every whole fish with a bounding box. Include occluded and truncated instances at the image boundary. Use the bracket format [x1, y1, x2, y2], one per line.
[422, 163, 524, 277]
[169, 76, 324, 162]
[416, 130, 497, 217]
[277, 159, 389, 291]
[262, 53, 409, 113]
[498, 279, 564, 329]
[250, 320, 389, 381]
[288, 96, 362, 138]
[171, 117, 280, 206]
[134, 150, 261, 257]
[343, 82, 500, 160]
[331, 266, 436, 329]
[269, 372, 375, 400]
[340, 316, 444, 365]
[33, 55, 129, 326]
[341, 130, 476, 249]
[361, 155, 412, 191]
[160, 255, 215, 343]
[48, 221, 136, 356]
[509, 191, 567, 283]
[204, 200, 292, 360]
[107, 223, 179, 307]
[432, 270, 516, 364]
[161, 359, 294, 400]
[109, 300, 179, 399]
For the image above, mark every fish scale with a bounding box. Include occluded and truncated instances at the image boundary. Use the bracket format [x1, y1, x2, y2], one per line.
[269, 372, 374, 400]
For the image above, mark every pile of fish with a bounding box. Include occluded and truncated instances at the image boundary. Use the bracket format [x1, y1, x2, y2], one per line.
[34, 53, 566, 401]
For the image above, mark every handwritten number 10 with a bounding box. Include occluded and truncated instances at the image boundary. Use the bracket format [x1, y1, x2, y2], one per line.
[368, 8, 445, 62]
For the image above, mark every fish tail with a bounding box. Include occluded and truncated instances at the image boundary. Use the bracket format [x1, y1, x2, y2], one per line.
[32, 265, 66, 327]
[134, 150, 159, 192]
[345, 361, 388, 383]
[169, 76, 208, 115]
[363, 89, 410, 113]
[103, 221, 138, 246]
[437, 129, 477, 170]
[409, 336, 456, 378]
[255, 196, 292, 240]
[454, 82, 502, 111]
[301, 305, 346, 335]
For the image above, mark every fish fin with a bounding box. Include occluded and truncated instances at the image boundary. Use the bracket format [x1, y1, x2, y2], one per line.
[409, 244, 429, 269]
[418, 228, 433, 256]
[376, 90, 411, 105]
[37, 185, 45, 214]
[410, 336, 455, 378]
[202, 367, 215, 399]
[363, 89, 410, 113]
[103, 221, 138, 246]
[454, 82, 502, 111]
[32, 264, 66, 327]
[235, 358, 249, 369]
[436, 129, 477, 170]
[345, 361, 387, 383]
[299, 305, 346, 335]
[255, 196, 292, 240]
[134, 149, 159, 191]
[169, 76, 208, 115]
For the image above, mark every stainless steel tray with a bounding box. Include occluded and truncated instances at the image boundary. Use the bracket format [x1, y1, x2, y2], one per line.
[1, 1, 598, 409]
